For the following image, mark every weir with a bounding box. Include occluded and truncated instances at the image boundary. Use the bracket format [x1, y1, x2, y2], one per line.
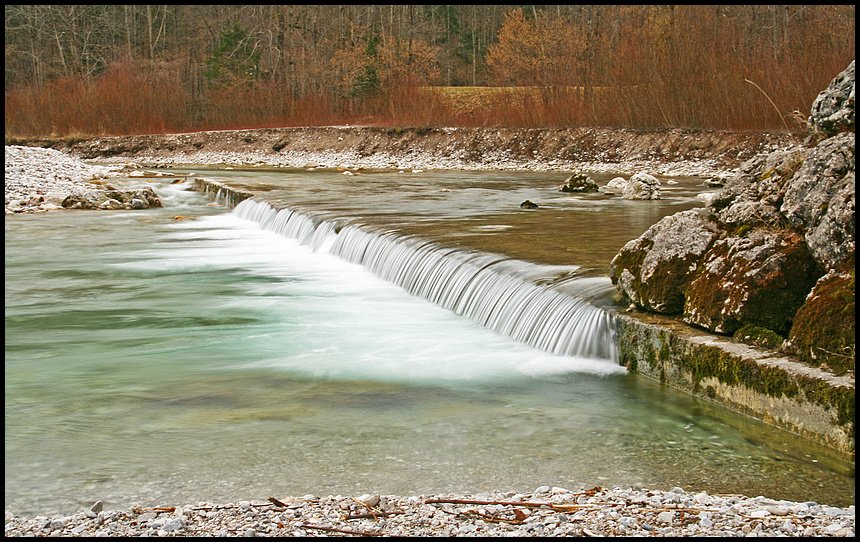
[232, 198, 619, 363]
[191, 178, 852, 457]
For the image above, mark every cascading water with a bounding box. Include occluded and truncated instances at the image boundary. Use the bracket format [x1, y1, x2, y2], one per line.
[233, 198, 618, 363]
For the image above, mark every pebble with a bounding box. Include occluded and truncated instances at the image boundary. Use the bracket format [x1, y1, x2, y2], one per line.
[4, 487, 854, 537]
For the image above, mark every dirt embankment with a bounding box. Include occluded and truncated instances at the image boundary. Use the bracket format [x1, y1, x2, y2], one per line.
[7, 126, 797, 175]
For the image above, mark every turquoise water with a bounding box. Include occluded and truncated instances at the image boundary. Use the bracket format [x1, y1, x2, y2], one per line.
[5, 175, 853, 516]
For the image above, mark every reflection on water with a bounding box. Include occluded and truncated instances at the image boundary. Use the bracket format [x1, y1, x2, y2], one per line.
[4, 173, 853, 517]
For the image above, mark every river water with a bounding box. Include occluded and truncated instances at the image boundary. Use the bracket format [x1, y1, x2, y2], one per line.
[5, 169, 854, 516]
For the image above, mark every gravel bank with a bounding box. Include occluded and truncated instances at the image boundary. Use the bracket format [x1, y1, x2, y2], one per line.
[4, 145, 124, 214]
[5, 487, 854, 537]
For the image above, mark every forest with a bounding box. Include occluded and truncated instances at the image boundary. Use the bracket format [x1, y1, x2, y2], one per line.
[4, 5, 856, 137]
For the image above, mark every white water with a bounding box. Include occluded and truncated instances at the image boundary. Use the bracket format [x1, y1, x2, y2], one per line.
[232, 198, 619, 364]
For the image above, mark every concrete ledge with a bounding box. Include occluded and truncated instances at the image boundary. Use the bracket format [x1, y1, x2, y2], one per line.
[193, 178, 254, 209]
[616, 311, 854, 458]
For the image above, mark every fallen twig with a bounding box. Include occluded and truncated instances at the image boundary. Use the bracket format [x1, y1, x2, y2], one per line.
[301, 524, 381, 536]
[268, 497, 289, 508]
[425, 498, 552, 508]
[343, 510, 405, 520]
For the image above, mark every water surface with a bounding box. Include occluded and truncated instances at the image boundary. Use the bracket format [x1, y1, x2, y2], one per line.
[5, 173, 853, 516]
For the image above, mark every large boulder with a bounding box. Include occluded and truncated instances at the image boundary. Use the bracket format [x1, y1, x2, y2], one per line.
[788, 264, 855, 375]
[610, 208, 721, 314]
[610, 60, 855, 374]
[682, 229, 822, 336]
[621, 172, 661, 200]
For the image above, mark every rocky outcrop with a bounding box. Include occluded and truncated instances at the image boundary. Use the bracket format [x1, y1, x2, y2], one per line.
[610, 60, 855, 375]
[809, 60, 855, 137]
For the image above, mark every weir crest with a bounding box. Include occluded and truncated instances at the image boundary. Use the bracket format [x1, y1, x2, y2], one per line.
[232, 198, 619, 364]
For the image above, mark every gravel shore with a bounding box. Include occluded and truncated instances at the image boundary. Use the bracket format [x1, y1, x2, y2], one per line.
[5, 487, 854, 537]
[5, 143, 853, 537]
[5, 145, 125, 214]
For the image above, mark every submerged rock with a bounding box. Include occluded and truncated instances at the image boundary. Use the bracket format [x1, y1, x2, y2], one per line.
[520, 200, 539, 209]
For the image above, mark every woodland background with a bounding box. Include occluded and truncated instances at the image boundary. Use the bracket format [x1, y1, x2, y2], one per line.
[4, 5, 856, 137]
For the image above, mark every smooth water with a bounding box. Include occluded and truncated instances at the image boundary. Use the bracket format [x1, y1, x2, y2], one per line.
[5, 174, 854, 516]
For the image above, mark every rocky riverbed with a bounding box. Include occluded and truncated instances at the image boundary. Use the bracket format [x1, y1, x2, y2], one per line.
[4, 486, 855, 537]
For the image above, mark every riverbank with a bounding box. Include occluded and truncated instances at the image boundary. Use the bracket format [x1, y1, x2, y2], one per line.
[8, 125, 798, 177]
[5, 486, 854, 537]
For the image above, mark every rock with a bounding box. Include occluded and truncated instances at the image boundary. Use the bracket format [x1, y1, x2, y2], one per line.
[520, 200, 539, 209]
[559, 173, 599, 193]
[610, 208, 721, 314]
[808, 60, 855, 137]
[601, 176, 627, 194]
[704, 175, 729, 188]
[788, 267, 855, 374]
[357, 494, 381, 508]
[657, 511, 675, 523]
[62, 185, 162, 210]
[91, 501, 104, 514]
[781, 132, 854, 271]
[605, 177, 627, 190]
[161, 517, 185, 532]
[622, 172, 661, 200]
[683, 229, 822, 335]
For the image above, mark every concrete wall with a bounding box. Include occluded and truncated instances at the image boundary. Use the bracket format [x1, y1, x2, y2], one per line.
[615, 310, 854, 458]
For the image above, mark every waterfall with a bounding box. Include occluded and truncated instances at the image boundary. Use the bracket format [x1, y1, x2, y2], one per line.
[233, 199, 618, 363]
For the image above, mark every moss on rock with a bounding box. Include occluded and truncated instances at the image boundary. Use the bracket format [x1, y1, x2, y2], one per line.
[683, 228, 823, 336]
[789, 259, 855, 376]
[733, 324, 785, 350]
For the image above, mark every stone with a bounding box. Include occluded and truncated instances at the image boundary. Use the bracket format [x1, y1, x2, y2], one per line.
[791, 267, 857, 377]
[91, 501, 104, 514]
[780, 132, 854, 272]
[520, 200, 539, 209]
[610, 208, 721, 314]
[622, 172, 661, 200]
[559, 173, 599, 193]
[657, 511, 675, 523]
[161, 517, 185, 532]
[604, 176, 628, 191]
[683, 229, 823, 336]
[357, 494, 381, 508]
[808, 60, 855, 138]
